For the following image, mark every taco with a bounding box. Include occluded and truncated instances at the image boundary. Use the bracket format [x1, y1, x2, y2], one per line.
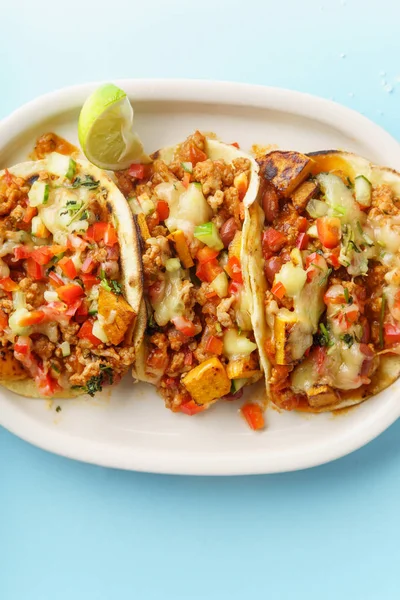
[0, 151, 143, 398]
[115, 131, 263, 415]
[249, 148, 400, 412]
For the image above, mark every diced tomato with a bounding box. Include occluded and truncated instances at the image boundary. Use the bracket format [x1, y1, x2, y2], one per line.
[196, 247, 220, 264]
[65, 299, 83, 317]
[171, 316, 196, 337]
[0, 309, 8, 329]
[182, 172, 191, 189]
[228, 280, 242, 296]
[36, 372, 61, 397]
[57, 257, 77, 279]
[30, 247, 57, 266]
[23, 206, 37, 224]
[18, 310, 45, 327]
[81, 274, 100, 290]
[189, 144, 207, 165]
[241, 403, 265, 430]
[344, 306, 359, 325]
[180, 399, 205, 416]
[205, 335, 223, 355]
[57, 284, 84, 304]
[297, 217, 308, 233]
[384, 323, 400, 345]
[26, 258, 45, 280]
[271, 281, 286, 299]
[67, 234, 88, 252]
[295, 232, 309, 250]
[0, 277, 18, 292]
[86, 222, 118, 246]
[104, 224, 118, 246]
[156, 200, 169, 221]
[49, 271, 65, 287]
[75, 299, 89, 323]
[326, 247, 340, 268]
[196, 260, 223, 283]
[315, 346, 326, 375]
[226, 256, 243, 283]
[306, 253, 328, 282]
[262, 228, 286, 254]
[148, 279, 165, 304]
[316, 217, 341, 249]
[230, 142, 240, 148]
[14, 246, 31, 260]
[14, 337, 30, 356]
[324, 285, 346, 305]
[77, 319, 102, 346]
[184, 348, 194, 366]
[128, 163, 147, 179]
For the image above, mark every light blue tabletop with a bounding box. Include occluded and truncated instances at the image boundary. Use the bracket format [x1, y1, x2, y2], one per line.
[1, 1, 400, 598]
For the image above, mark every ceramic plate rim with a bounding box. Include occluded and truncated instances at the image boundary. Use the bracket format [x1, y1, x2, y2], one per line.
[1, 79, 400, 475]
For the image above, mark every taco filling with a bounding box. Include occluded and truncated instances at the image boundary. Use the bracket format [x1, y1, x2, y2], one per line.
[116, 131, 263, 417]
[0, 153, 140, 397]
[257, 150, 400, 411]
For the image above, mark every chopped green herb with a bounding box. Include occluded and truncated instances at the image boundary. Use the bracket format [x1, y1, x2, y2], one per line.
[51, 363, 60, 374]
[319, 323, 333, 347]
[319, 268, 333, 286]
[311, 262, 324, 271]
[348, 240, 361, 253]
[316, 249, 325, 256]
[342, 333, 354, 347]
[344, 287, 349, 302]
[110, 280, 123, 295]
[55, 405, 62, 413]
[85, 375, 103, 397]
[72, 175, 99, 189]
[333, 206, 346, 216]
[346, 176, 353, 188]
[100, 364, 114, 385]
[379, 294, 386, 349]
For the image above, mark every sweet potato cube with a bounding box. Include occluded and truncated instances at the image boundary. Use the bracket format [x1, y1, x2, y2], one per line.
[306, 384, 339, 408]
[258, 151, 314, 197]
[98, 287, 135, 345]
[291, 180, 320, 212]
[228, 231, 242, 260]
[226, 355, 261, 380]
[167, 230, 194, 268]
[182, 357, 231, 404]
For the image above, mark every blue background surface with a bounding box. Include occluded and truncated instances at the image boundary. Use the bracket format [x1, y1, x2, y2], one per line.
[1, 1, 400, 598]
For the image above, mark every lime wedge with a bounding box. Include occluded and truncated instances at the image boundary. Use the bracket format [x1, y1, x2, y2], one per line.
[78, 83, 149, 171]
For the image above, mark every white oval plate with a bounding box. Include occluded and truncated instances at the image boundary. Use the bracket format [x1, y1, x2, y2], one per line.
[1, 80, 400, 475]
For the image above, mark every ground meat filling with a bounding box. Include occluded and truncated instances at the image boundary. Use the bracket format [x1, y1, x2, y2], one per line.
[0, 161, 135, 397]
[118, 132, 259, 411]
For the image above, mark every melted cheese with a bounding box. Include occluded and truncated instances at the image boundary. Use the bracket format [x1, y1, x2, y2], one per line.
[152, 270, 188, 326]
[155, 182, 212, 237]
[39, 186, 92, 244]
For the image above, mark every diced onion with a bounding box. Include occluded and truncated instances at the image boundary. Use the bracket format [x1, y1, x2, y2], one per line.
[165, 258, 181, 272]
[59, 341, 71, 357]
[44, 291, 59, 303]
[92, 320, 109, 343]
[306, 198, 328, 218]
